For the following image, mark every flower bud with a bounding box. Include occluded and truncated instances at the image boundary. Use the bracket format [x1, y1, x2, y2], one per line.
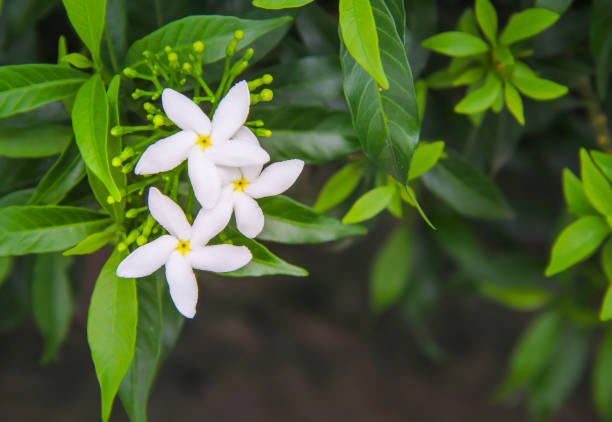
[234, 30, 245, 40]
[262, 74, 273, 84]
[153, 114, 165, 127]
[182, 62, 192, 72]
[193, 41, 205, 53]
[110, 126, 122, 136]
[243, 48, 254, 61]
[107, 195, 116, 204]
[168, 52, 178, 63]
[112, 157, 122, 167]
[260, 89, 273, 102]
[120, 147, 134, 160]
[136, 235, 148, 246]
[143, 102, 155, 113]
[164, 46, 172, 53]
[117, 242, 127, 252]
[123, 67, 137, 78]
[126, 209, 140, 218]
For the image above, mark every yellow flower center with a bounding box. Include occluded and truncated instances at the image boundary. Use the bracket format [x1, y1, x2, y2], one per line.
[196, 134, 211, 149]
[233, 177, 249, 192]
[176, 240, 191, 255]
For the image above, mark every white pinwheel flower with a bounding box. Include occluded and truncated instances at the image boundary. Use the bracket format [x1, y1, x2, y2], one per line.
[134, 81, 270, 209]
[216, 127, 304, 238]
[116, 187, 251, 318]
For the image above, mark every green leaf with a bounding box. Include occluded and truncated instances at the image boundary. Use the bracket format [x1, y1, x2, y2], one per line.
[399, 184, 435, 229]
[119, 273, 184, 422]
[455, 72, 502, 114]
[253, 0, 314, 9]
[63, 225, 116, 255]
[422, 31, 489, 57]
[103, 0, 127, 66]
[341, 0, 420, 183]
[222, 227, 308, 277]
[0, 189, 34, 207]
[87, 248, 137, 422]
[545, 216, 610, 276]
[60, 52, 94, 69]
[342, 185, 395, 224]
[405, 0, 438, 78]
[295, 3, 338, 55]
[28, 140, 86, 205]
[594, 327, 612, 419]
[371, 224, 412, 312]
[512, 74, 568, 100]
[562, 168, 598, 217]
[0, 205, 111, 256]
[422, 150, 513, 219]
[408, 141, 445, 180]
[31, 253, 73, 364]
[504, 82, 524, 125]
[0, 256, 12, 288]
[536, 0, 573, 14]
[592, 150, 612, 182]
[250, 106, 359, 164]
[125, 15, 293, 69]
[415, 80, 427, 121]
[452, 66, 485, 86]
[314, 161, 363, 213]
[339, 0, 388, 89]
[61, 0, 106, 65]
[104, 75, 127, 221]
[590, 0, 612, 98]
[0, 124, 71, 158]
[72, 74, 121, 202]
[258, 195, 366, 243]
[600, 239, 612, 321]
[581, 149, 612, 216]
[475, 0, 498, 44]
[499, 8, 560, 46]
[494, 311, 563, 399]
[0, 64, 87, 118]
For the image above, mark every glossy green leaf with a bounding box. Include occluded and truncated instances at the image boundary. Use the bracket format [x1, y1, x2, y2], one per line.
[87, 248, 137, 422]
[63, 225, 116, 255]
[475, 0, 498, 44]
[314, 161, 363, 213]
[371, 224, 412, 312]
[61, 0, 106, 64]
[594, 327, 612, 419]
[422, 150, 513, 219]
[512, 74, 568, 100]
[119, 273, 184, 422]
[504, 82, 524, 125]
[250, 106, 359, 164]
[0, 124, 71, 157]
[31, 253, 72, 363]
[125, 15, 293, 69]
[495, 311, 563, 398]
[545, 216, 610, 276]
[258, 195, 366, 243]
[105, 75, 127, 221]
[60, 52, 94, 69]
[222, 227, 308, 277]
[592, 150, 612, 182]
[499, 8, 560, 46]
[341, 0, 420, 183]
[581, 149, 612, 216]
[342, 185, 395, 224]
[253, 0, 314, 9]
[72, 74, 121, 201]
[28, 140, 86, 205]
[455, 72, 502, 114]
[0, 64, 87, 118]
[0, 205, 110, 256]
[422, 31, 489, 57]
[408, 141, 445, 180]
[562, 168, 597, 217]
[600, 239, 612, 321]
[339, 0, 388, 89]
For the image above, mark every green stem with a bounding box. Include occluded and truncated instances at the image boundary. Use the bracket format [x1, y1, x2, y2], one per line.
[154, 0, 162, 27]
[104, 26, 119, 74]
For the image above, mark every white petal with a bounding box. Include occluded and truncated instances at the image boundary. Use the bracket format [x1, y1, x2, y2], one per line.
[232, 127, 263, 180]
[134, 131, 195, 175]
[234, 192, 264, 238]
[116, 235, 177, 278]
[189, 244, 252, 272]
[191, 190, 234, 246]
[165, 251, 198, 318]
[210, 81, 250, 144]
[162, 88, 211, 135]
[216, 165, 241, 184]
[188, 148, 221, 209]
[245, 159, 304, 199]
[209, 140, 269, 167]
[148, 187, 192, 240]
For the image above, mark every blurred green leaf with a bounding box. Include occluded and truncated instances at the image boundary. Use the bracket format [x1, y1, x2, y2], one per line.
[295, 4, 338, 55]
[504, 82, 524, 125]
[31, 253, 72, 363]
[594, 327, 612, 419]
[475, 0, 497, 44]
[562, 168, 598, 217]
[259, 195, 366, 243]
[499, 8, 560, 46]
[408, 141, 445, 180]
[422, 31, 489, 57]
[600, 239, 612, 320]
[0, 64, 87, 118]
[592, 150, 612, 182]
[546, 216, 610, 276]
[87, 248, 137, 422]
[581, 149, 612, 216]
[0, 256, 12, 288]
[63, 226, 116, 255]
[536, 0, 573, 14]
[105, 75, 126, 222]
[342, 185, 395, 224]
[452, 67, 485, 86]
[314, 161, 363, 213]
[253, 0, 313, 9]
[0, 124, 71, 158]
[590, 0, 612, 98]
[0, 206, 111, 256]
[61, 0, 107, 65]
[512, 74, 568, 100]
[60, 53, 94, 69]
[0, 188, 34, 207]
[455, 72, 502, 114]
[405, 0, 437, 78]
[339, 0, 388, 89]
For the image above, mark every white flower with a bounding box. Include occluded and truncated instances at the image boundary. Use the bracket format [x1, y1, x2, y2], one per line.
[134, 81, 270, 209]
[116, 187, 251, 318]
[216, 127, 304, 238]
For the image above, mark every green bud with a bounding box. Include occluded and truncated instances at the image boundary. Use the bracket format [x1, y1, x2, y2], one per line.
[142, 50, 152, 58]
[117, 242, 127, 251]
[255, 128, 272, 137]
[164, 46, 172, 53]
[243, 48, 254, 61]
[168, 52, 178, 62]
[125, 209, 139, 218]
[153, 114, 165, 127]
[110, 126, 122, 136]
[234, 30, 245, 40]
[107, 195, 116, 204]
[262, 74, 273, 84]
[120, 147, 134, 160]
[123, 67, 137, 77]
[182, 62, 192, 72]
[111, 157, 122, 167]
[260, 89, 273, 102]
[143, 102, 155, 112]
[136, 235, 148, 246]
[193, 41, 205, 53]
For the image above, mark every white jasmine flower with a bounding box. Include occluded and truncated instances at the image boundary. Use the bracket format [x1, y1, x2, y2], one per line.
[216, 127, 304, 238]
[116, 187, 251, 318]
[134, 81, 270, 209]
